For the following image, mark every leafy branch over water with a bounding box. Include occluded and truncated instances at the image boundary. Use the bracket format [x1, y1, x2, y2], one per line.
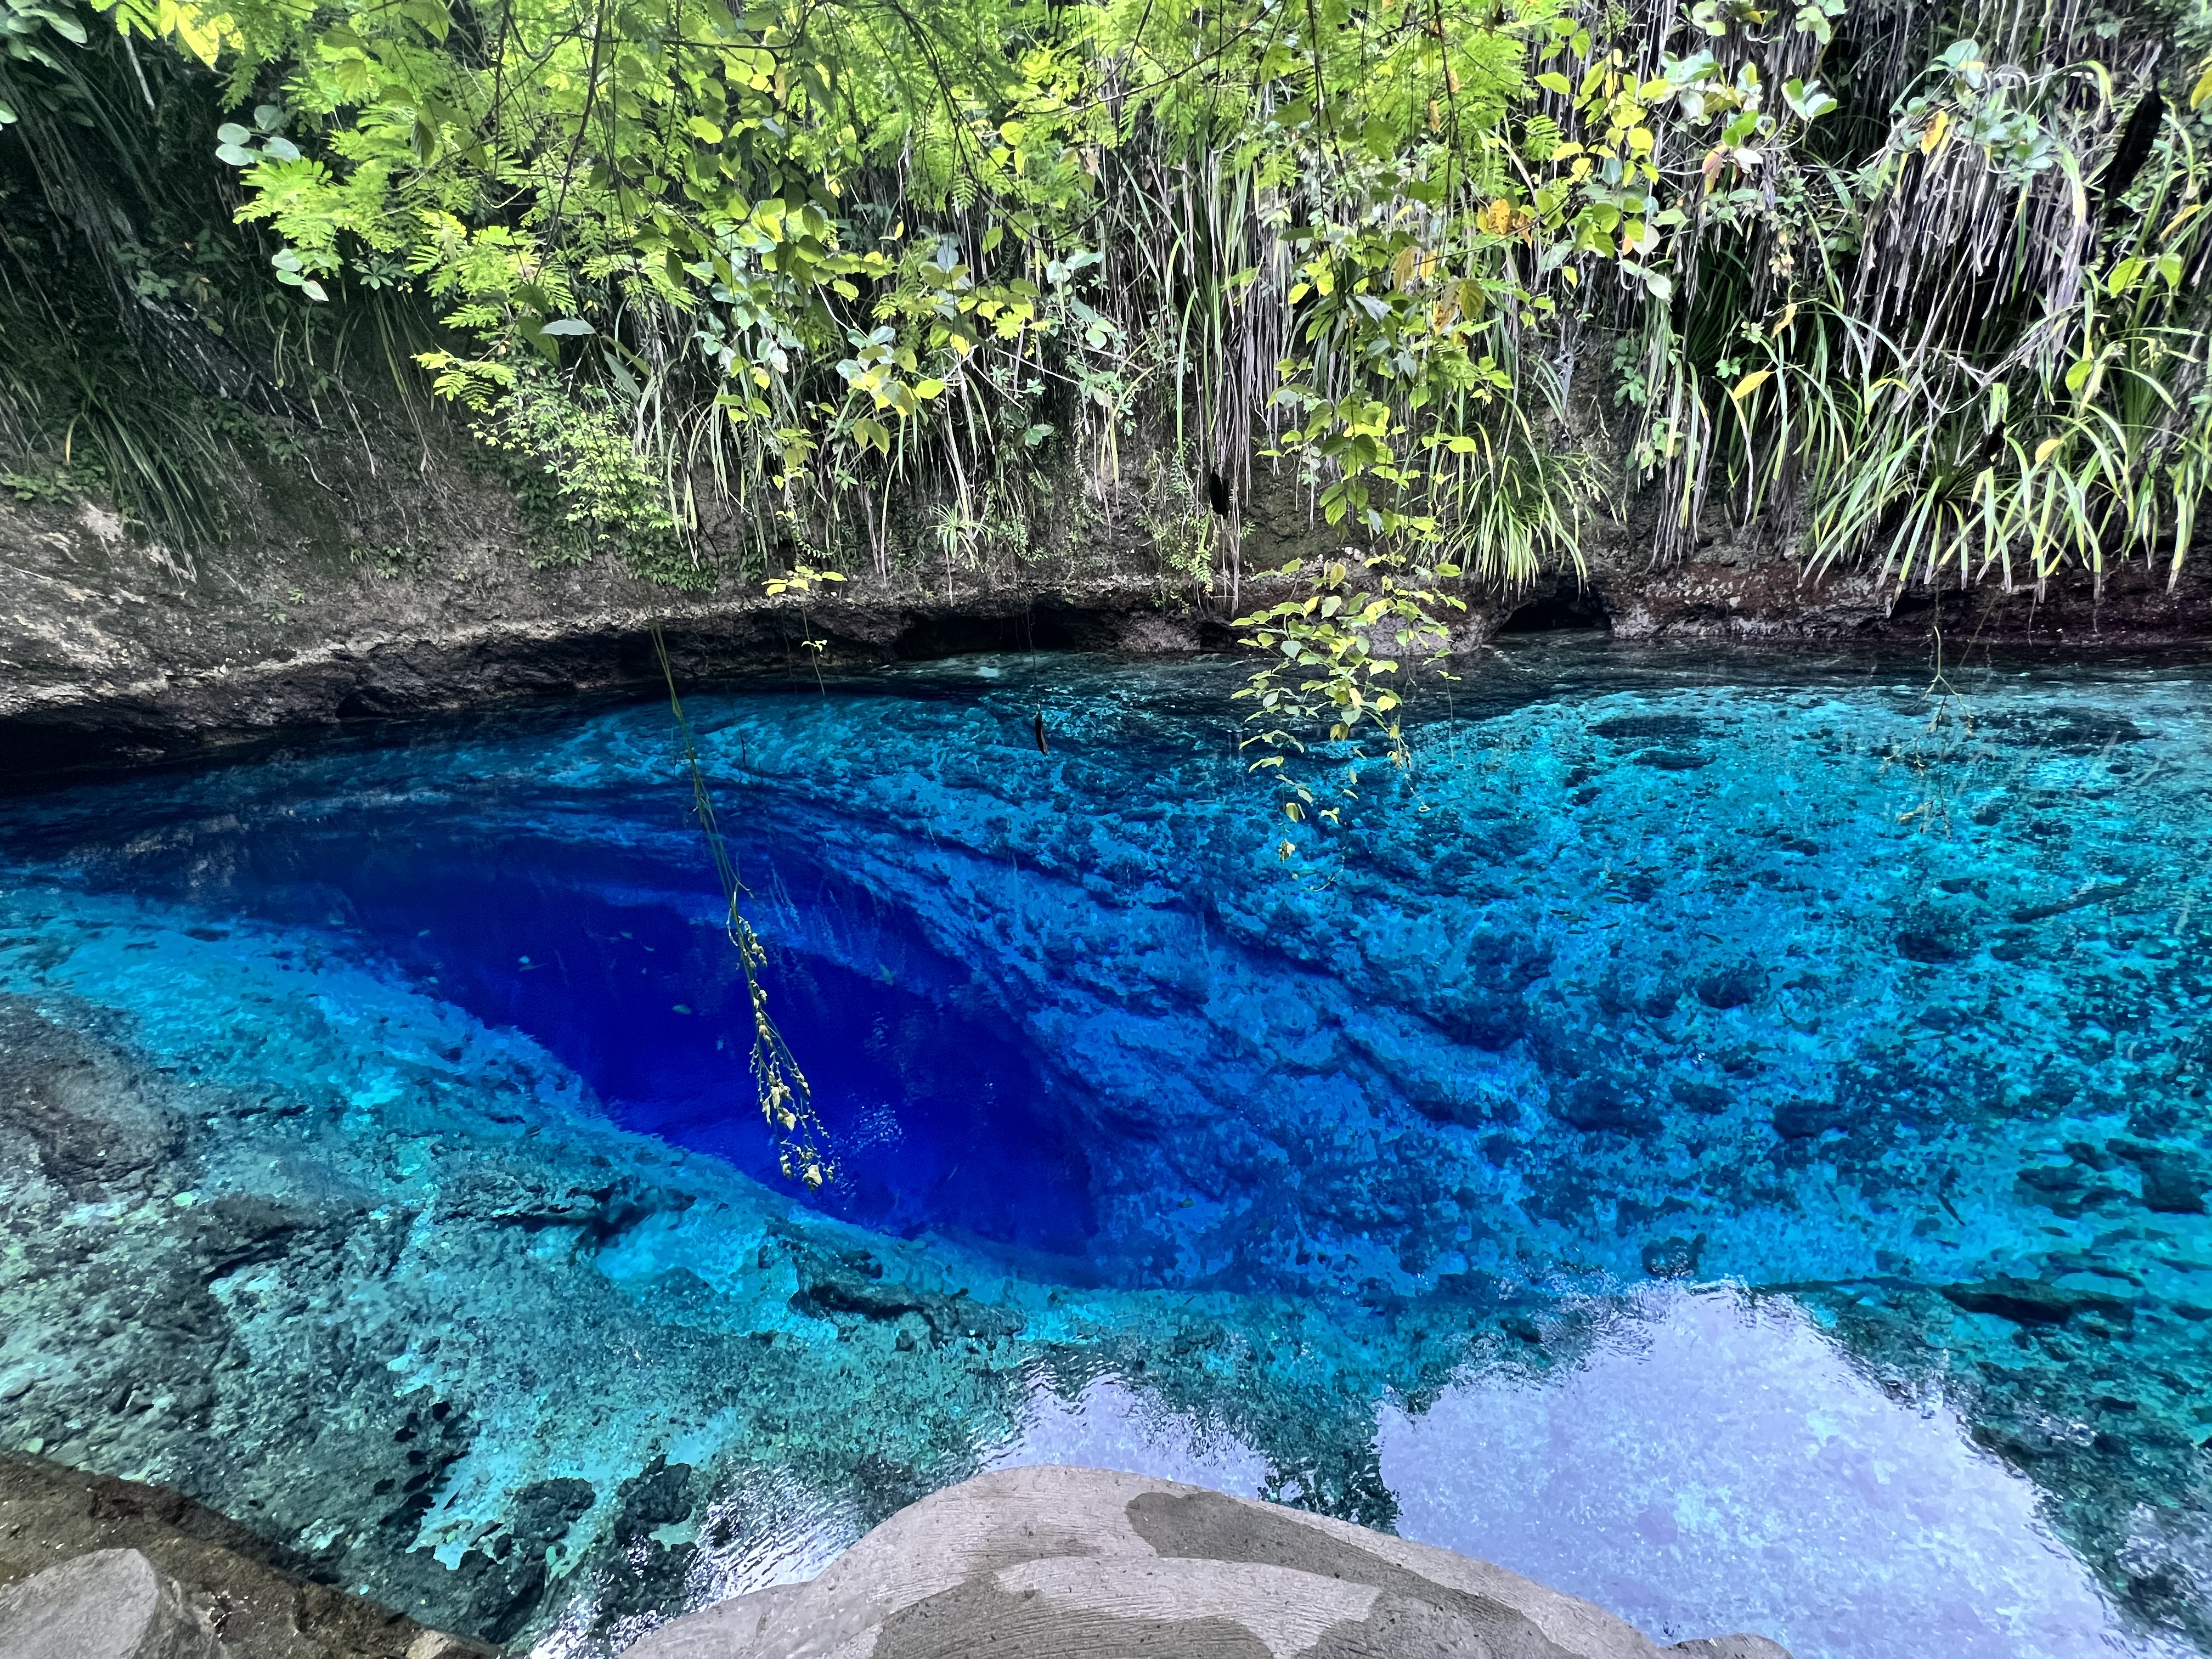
[4, 0, 2212, 752]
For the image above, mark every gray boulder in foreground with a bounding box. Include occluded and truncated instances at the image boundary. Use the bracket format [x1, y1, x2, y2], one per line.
[0, 1548, 227, 1659]
[625, 1465, 1792, 1659]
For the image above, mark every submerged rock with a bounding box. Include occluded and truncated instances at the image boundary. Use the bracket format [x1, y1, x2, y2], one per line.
[624, 1465, 1793, 1659]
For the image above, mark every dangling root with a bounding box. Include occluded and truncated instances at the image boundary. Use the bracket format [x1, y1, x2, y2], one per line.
[653, 623, 836, 1189]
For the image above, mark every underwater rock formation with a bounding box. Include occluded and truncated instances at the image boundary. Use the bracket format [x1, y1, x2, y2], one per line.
[625, 1465, 1792, 1659]
[0, 646, 2207, 1657]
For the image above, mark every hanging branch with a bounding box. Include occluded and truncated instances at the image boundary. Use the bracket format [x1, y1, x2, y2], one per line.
[651, 623, 835, 1189]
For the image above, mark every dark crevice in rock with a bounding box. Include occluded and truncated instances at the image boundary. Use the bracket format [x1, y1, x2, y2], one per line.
[1498, 582, 1612, 634]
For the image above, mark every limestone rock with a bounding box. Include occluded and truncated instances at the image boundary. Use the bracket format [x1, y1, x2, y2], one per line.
[404, 1635, 489, 1659]
[0, 1548, 226, 1659]
[624, 1465, 1792, 1659]
[0, 1452, 470, 1659]
[624, 1587, 809, 1658]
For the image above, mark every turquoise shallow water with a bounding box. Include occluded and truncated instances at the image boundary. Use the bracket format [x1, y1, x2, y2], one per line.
[1, 641, 2208, 1657]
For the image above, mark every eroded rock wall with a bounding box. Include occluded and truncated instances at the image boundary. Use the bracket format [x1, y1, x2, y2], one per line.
[8, 464, 2211, 778]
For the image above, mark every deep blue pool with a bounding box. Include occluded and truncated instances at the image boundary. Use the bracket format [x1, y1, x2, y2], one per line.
[2, 641, 2208, 1659]
[89, 823, 1101, 1259]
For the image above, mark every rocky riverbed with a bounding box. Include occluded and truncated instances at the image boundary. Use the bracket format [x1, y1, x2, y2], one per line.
[1, 648, 2208, 1658]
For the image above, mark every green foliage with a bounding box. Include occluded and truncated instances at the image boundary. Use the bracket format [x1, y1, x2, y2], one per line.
[0, 297, 243, 547]
[0, 466, 78, 502]
[0, 1, 449, 545]
[1139, 444, 1216, 589]
[0, 0, 88, 126]
[1234, 553, 1465, 763]
[348, 539, 433, 579]
[8, 0, 2210, 750]
[48, 0, 1612, 726]
[1600, 2, 2212, 602]
[761, 564, 844, 598]
[481, 371, 701, 584]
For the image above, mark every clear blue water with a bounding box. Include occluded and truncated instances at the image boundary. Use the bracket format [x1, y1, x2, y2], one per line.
[96, 820, 1100, 1256]
[1, 642, 2208, 1659]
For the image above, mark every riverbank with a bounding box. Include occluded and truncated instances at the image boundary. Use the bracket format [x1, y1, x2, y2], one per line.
[0, 1452, 480, 1658]
[7, 485, 2210, 779]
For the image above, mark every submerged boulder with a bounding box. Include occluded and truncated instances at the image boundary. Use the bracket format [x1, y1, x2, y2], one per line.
[624, 1465, 1792, 1659]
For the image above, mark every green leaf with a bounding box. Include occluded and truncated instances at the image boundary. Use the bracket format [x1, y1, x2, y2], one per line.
[1782, 77, 1837, 121]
